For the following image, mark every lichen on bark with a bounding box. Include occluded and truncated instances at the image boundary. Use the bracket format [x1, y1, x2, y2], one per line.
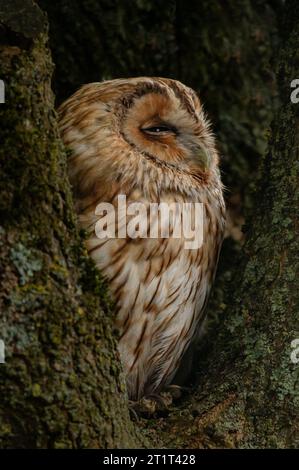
[0, 0, 141, 449]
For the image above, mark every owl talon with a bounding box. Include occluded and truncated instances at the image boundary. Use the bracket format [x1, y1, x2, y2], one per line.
[163, 384, 190, 400]
[129, 396, 161, 419]
[128, 387, 187, 419]
[128, 401, 141, 421]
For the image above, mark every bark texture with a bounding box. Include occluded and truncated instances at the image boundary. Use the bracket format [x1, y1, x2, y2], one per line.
[0, 0, 140, 449]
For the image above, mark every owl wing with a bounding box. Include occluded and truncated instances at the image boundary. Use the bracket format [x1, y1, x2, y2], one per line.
[86, 220, 219, 399]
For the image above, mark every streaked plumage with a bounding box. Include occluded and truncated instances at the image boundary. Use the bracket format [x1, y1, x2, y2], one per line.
[58, 77, 225, 400]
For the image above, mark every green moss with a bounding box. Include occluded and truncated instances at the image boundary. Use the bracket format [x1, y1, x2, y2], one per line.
[0, 4, 143, 449]
[32, 384, 42, 398]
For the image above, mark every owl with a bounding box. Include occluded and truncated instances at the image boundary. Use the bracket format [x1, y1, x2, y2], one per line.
[58, 77, 225, 401]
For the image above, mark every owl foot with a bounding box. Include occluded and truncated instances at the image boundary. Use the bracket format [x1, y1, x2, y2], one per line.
[129, 385, 189, 420]
[129, 394, 171, 420]
[163, 384, 189, 400]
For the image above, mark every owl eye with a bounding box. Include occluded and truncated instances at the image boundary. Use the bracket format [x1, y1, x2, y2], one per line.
[141, 125, 176, 135]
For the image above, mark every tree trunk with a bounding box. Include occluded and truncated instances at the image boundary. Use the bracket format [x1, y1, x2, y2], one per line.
[149, 0, 299, 448]
[0, 0, 140, 449]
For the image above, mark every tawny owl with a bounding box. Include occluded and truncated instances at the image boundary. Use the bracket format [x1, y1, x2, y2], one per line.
[58, 77, 225, 401]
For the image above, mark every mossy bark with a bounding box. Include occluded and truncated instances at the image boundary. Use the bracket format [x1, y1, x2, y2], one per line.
[0, 0, 140, 449]
[148, 0, 299, 448]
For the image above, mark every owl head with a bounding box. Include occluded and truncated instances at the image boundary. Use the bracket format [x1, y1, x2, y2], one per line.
[59, 77, 219, 199]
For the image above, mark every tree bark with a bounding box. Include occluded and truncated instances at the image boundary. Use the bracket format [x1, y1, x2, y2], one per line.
[0, 0, 140, 449]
